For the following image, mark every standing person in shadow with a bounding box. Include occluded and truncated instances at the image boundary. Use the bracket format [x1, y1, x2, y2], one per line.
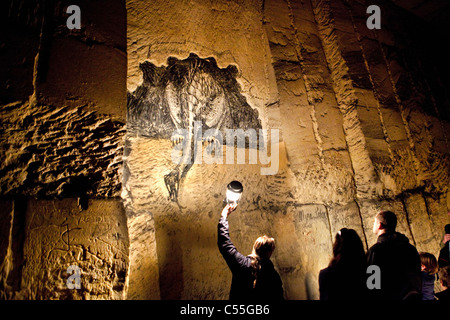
[438, 224, 450, 268]
[218, 203, 284, 300]
[366, 210, 422, 300]
[436, 266, 450, 301]
[419, 252, 438, 300]
[319, 228, 368, 300]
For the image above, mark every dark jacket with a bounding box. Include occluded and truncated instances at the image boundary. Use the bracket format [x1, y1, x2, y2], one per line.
[421, 271, 436, 300]
[217, 217, 284, 300]
[319, 264, 368, 300]
[366, 232, 422, 300]
[438, 241, 449, 268]
[436, 288, 450, 301]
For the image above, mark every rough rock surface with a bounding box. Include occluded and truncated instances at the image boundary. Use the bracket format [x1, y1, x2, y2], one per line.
[124, 0, 450, 300]
[0, 0, 128, 299]
[0, 0, 449, 300]
[0, 101, 125, 198]
[1, 198, 128, 300]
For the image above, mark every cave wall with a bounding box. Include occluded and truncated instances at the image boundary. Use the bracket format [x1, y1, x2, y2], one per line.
[0, 0, 128, 299]
[0, 0, 449, 300]
[125, 0, 450, 300]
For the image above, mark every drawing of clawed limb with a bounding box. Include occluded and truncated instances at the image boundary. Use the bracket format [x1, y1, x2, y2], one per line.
[164, 63, 226, 206]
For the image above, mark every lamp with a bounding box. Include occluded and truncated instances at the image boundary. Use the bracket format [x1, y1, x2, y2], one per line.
[225, 180, 243, 204]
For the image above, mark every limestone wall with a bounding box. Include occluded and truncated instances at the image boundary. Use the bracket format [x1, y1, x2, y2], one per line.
[0, 0, 449, 300]
[124, 0, 449, 300]
[0, 0, 128, 299]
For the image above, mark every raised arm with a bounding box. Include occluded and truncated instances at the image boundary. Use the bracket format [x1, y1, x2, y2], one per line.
[217, 204, 249, 272]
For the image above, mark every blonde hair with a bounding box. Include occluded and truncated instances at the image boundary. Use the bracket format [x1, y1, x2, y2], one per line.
[249, 235, 275, 288]
[419, 252, 438, 274]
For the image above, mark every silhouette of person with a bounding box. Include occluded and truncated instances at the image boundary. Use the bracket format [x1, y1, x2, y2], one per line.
[218, 203, 284, 300]
[419, 252, 438, 300]
[436, 266, 450, 301]
[438, 224, 450, 268]
[366, 210, 422, 300]
[319, 228, 368, 300]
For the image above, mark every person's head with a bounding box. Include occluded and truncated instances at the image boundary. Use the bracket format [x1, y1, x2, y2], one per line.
[252, 235, 275, 260]
[329, 228, 365, 268]
[445, 224, 450, 235]
[373, 210, 397, 235]
[249, 235, 275, 289]
[438, 266, 450, 290]
[419, 252, 438, 274]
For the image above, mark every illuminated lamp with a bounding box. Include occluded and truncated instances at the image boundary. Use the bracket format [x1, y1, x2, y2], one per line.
[225, 180, 243, 204]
